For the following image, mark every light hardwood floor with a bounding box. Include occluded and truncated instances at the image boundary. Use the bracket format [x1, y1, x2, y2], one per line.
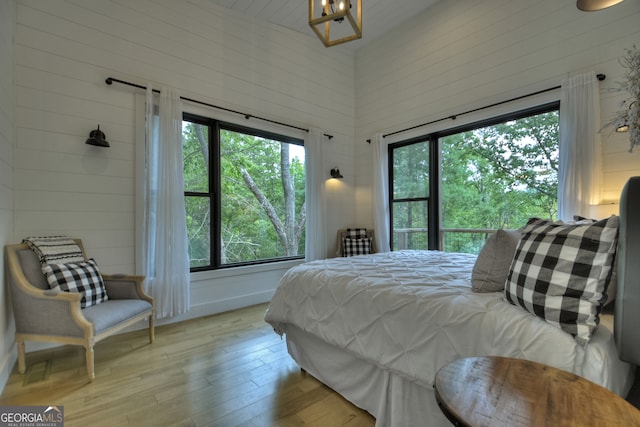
[0, 303, 375, 427]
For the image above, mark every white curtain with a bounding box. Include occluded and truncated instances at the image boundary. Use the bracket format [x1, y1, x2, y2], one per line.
[143, 85, 190, 319]
[372, 133, 391, 252]
[305, 128, 327, 261]
[558, 72, 602, 221]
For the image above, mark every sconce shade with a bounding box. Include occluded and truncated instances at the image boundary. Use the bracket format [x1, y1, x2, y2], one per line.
[577, 0, 624, 11]
[330, 167, 344, 179]
[85, 125, 110, 147]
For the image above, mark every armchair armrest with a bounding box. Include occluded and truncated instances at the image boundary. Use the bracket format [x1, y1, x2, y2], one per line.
[10, 282, 91, 338]
[103, 274, 153, 305]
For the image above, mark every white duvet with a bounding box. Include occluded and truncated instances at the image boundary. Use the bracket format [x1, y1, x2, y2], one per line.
[265, 250, 633, 395]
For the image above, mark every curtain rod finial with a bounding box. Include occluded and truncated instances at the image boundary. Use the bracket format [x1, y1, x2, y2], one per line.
[105, 77, 113, 85]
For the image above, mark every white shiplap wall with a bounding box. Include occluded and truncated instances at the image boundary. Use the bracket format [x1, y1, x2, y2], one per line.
[354, 0, 640, 224]
[0, 0, 16, 392]
[13, 0, 356, 334]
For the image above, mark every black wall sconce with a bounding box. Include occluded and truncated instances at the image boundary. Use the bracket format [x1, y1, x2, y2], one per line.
[330, 167, 344, 179]
[85, 125, 110, 147]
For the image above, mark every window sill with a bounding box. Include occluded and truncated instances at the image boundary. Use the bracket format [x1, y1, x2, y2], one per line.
[190, 258, 305, 283]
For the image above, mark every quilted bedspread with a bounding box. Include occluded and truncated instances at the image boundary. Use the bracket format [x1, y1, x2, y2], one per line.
[265, 250, 629, 392]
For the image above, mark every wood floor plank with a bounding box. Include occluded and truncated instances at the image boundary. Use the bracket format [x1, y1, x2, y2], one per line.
[0, 303, 375, 426]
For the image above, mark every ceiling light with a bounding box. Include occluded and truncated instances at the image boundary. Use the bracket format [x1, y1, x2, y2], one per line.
[309, 0, 362, 47]
[577, 0, 624, 11]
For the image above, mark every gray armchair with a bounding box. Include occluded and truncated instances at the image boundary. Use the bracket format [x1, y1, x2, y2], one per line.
[5, 240, 154, 382]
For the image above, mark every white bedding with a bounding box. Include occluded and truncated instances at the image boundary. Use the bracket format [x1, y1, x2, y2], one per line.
[265, 250, 633, 396]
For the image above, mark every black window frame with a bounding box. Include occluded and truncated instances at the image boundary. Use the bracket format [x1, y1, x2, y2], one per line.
[388, 135, 440, 250]
[388, 101, 560, 251]
[183, 112, 306, 272]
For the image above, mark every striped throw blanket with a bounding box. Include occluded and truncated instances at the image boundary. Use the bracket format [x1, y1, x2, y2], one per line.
[23, 236, 85, 265]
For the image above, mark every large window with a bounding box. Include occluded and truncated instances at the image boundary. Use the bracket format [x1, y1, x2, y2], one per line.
[389, 103, 559, 254]
[183, 114, 306, 270]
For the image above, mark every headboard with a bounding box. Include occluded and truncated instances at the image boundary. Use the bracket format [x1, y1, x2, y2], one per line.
[614, 176, 640, 364]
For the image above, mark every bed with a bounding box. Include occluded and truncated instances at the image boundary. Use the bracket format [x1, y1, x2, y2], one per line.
[265, 177, 640, 426]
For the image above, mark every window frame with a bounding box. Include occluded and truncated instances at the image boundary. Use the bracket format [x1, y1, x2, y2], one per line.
[183, 112, 306, 272]
[388, 101, 560, 251]
[388, 135, 440, 251]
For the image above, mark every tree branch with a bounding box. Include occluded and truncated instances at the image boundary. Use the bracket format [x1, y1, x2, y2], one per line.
[239, 167, 288, 249]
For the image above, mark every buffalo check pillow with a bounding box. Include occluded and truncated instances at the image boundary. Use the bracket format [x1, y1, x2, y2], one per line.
[342, 237, 372, 257]
[342, 228, 372, 257]
[504, 216, 618, 345]
[42, 259, 109, 308]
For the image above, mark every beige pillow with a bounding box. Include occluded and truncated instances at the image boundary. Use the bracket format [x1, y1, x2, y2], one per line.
[471, 229, 521, 292]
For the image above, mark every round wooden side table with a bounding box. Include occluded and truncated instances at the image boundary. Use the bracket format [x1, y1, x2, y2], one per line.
[434, 356, 640, 427]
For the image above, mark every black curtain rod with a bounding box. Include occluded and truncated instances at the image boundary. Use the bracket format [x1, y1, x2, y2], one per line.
[105, 77, 333, 139]
[368, 73, 606, 142]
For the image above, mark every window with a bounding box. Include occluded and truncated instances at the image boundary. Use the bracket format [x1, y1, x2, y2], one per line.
[389, 102, 559, 254]
[183, 114, 306, 271]
[389, 138, 437, 251]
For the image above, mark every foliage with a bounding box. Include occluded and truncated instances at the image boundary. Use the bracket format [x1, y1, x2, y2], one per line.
[441, 111, 559, 253]
[182, 122, 306, 268]
[392, 110, 559, 254]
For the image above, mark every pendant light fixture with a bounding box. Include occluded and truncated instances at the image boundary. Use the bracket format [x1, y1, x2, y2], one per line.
[309, 0, 362, 47]
[577, 0, 624, 11]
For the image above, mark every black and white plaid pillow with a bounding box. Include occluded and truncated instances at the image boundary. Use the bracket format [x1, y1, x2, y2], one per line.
[42, 259, 109, 308]
[504, 216, 618, 345]
[346, 228, 368, 239]
[342, 237, 372, 257]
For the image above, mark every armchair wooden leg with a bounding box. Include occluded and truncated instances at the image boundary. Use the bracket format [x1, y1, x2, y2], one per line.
[86, 345, 95, 382]
[149, 316, 155, 343]
[17, 340, 26, 374]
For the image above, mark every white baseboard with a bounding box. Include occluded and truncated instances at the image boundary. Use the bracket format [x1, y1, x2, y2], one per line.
[155, 289, 275, 326]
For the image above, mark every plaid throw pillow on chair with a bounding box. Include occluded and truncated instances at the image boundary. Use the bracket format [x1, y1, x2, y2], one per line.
[42, 259, 109, 308]
[342, 228, 372, 257]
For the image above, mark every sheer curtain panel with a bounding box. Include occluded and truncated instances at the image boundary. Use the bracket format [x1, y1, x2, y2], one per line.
[558, 72, 602, 221]
[143, 85, 190, 319]
[372, 133, 391, 252]
[305, 128, 327, 261]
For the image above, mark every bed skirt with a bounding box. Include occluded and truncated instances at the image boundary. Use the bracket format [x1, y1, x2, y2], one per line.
[285, 325, 451, 427]
[283, 314, 634, 427]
